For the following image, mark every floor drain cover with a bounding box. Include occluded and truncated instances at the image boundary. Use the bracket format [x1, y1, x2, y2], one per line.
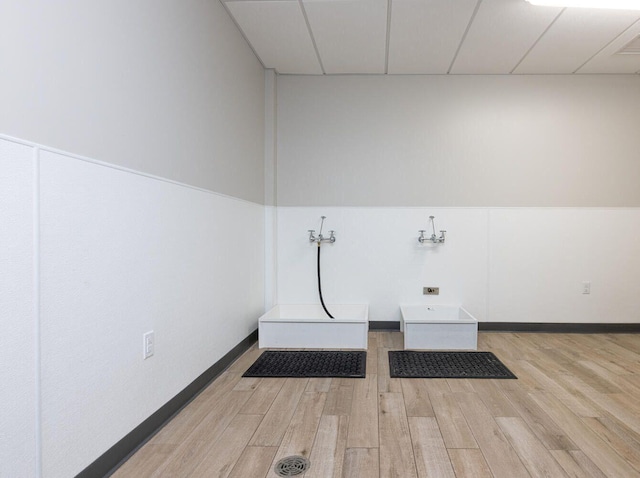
[274, 456, 310, 476]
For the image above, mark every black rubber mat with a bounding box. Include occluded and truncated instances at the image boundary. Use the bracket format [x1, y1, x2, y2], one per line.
[243, 351, 366, 378]
[388, 351, 516, 379]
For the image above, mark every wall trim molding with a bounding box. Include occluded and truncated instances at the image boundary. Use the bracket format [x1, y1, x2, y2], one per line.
[0, 133, 263, 208]
[478, 322, 640, 333]
[76, 320, 639, 476]
[369, 321, 401, 331]
[77, 329, 258, 478]
[369, 321, 640, 333]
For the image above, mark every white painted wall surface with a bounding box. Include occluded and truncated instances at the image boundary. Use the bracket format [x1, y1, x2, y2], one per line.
[0, 139, 36, 477]
[0, 133, 265, 477]
[277, 75, 640, 207]
[1, 0, 266, 470]
[274, 74, 640, 325]
[276, 207, 640, 324]
[264, 71, 279, 310]
[37, 149, 264, 477]
[277, 208, 488, 323]
[0, 0, 265, 203]
[489, 208, 640, 323]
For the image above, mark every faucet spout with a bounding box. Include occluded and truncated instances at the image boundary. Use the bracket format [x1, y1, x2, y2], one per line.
[418, 216, 446, 244]
[309, 216, 336, 244]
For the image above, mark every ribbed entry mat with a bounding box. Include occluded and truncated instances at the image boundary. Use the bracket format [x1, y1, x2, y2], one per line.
[388, 351, 516, 379]
[243, 351, 366, 378]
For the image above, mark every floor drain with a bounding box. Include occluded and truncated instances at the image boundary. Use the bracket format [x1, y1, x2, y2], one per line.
[274, 456, 310, 476]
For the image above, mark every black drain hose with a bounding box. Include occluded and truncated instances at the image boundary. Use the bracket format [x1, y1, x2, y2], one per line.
[317, 244, 334, 319]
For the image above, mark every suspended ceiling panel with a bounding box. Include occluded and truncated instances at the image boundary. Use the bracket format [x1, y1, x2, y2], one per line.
[579, 21, 640, 73]
[302, 0, 388, 74]
[224, 0, 322, 74]
[388, 0, 477, 74]
[223, 0, 640, 75]
[515, 8, 640, 73]
[450, 0, 562, 74]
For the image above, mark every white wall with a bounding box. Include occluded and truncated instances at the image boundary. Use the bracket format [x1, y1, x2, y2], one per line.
[0, 0, 265, 203]
[1, 1, 266, 475]
[274, 74, 640, 325]
[264, 70, 278, 310]
[277, 207, 640, 324]
[0, 139, 37, 477]
[489, 208, 640, 323]
[277, 208, 487, 322]
[277, 75, 640, 207]
[39, 147, 264, 477]
[0, 136, 265, 478]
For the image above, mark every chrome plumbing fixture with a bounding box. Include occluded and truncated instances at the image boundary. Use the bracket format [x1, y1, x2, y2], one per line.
[419, 215, 446, 244]
[309, 216, 335, 319]
[308, 216, 336, 244]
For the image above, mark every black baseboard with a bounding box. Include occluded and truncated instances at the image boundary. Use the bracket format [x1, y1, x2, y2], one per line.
[78, 320, 639, 476]
[479, 322, 640, 333]
[369, 321, 640, 333]
[77, 329, 258, 478]
[369, 321, 401, 331]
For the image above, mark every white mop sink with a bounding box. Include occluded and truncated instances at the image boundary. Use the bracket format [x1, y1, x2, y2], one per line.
[258, 304, 369, 349]
[400, 304, 478, 350]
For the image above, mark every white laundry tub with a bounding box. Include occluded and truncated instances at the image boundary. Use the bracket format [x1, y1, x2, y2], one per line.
[400, 304, 478, 350]
[258, 304, 369, 349]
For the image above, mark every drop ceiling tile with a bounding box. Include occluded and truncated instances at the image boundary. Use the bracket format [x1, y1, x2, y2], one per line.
[450, 0, 561, 74]
[388, 0, 478, 74]
[578, 19, 640, 73]
[515, 9, 640, 73]
[225, 0, 322, 74]
[302, 0, 387, 74]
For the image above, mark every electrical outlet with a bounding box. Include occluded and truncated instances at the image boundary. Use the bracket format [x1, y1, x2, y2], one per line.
[423, 287, 440, 295]
[582, 282, 591, 295]
[143, 331, 154, 359]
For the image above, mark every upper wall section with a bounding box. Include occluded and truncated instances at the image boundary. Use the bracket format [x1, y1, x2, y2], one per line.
[277, 75, 640, 207]
[0, 0, 265, 203]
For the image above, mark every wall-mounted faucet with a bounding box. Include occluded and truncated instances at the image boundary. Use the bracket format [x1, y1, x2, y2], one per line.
[419, 216, 446, 244]
[308, 216, 336, 244]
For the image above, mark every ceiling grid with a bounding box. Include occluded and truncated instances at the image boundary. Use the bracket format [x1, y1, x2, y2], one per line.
[297, 0, 326, 74]
[385, 0, 392, 74]
[222, 0, 640, 75]
[510, 8, 566, 73]
[448, 0, 484, 74]
[573, 19, 640, 72]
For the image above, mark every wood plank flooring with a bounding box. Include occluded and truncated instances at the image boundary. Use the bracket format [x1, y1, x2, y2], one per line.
[113, 332, 640, 477]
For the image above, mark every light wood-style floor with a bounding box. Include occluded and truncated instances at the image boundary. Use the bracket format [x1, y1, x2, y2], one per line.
[113, 331, 640, 477]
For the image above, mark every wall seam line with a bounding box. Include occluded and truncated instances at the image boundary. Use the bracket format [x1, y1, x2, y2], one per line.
[486, 208, 491, 324]
[33, 145, 42, 478]
[273, 73, 279, 306]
